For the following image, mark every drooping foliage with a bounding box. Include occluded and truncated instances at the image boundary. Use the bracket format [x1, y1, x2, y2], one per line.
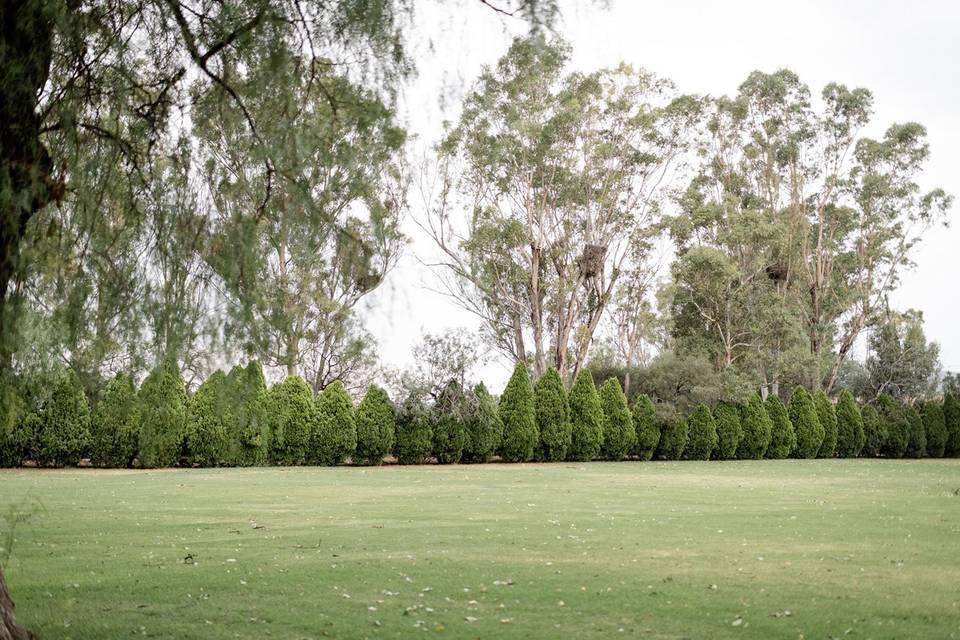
[394, 394, 433, 465]
[904, 406, 926, 458]
[267, 376, 316, 466]
[432, 381, 469, 464]
[534, 368, 571, 462]
[736, 394, 772, 460]
[764, 395, 795, 459]
[38, 370, 90, 467]
[90, 373, 139, 468]
[684, 404, 718, 460]
[599, 377, 635, 461]
[567, 369, 604, 462]
[462, 382, 503, 463]
[137, 358, 187, 468]
[313, 381, 356, 465]
[813, 390, 838, 458]
[184, 370, 230, 467]
[921, 401, 946, 458]
[712, 401, 742, 460]
[788, 387, 823, 459]
[834, 389, 864, 458]
[354, 385, 395, 465]
[498, 362, 538, 463]
[631, 394, 659, 461]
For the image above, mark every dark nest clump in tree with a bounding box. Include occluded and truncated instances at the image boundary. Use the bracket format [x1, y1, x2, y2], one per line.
[578, 244, 606, 279]
[765, 262, 788, 282]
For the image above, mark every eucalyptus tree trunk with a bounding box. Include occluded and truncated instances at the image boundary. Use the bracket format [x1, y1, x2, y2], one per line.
[0, 566, 32, 640]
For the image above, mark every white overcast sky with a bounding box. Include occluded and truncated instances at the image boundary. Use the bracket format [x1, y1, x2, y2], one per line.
[365, 0, 960, 392]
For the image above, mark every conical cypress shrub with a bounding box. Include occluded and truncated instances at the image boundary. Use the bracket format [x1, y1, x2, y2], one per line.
[655, 415, 687, 460]
[905, 405, 926, 458]
[876, 394, 908, 458]
[712, 401, 742, 460]
[567, 369, 603, 462]
[860, 404, 884, 457]
[599, 378, 634, 461]
[685, 404, 718, 460]
[184, 370, 230, 467]
[498, 362, 538, 462]
[945, 392, 960, 457]
[764, 395, 795, 459]
[267, 375, 316, 466]
[921, 401, 947, 458]
[433, 381, 469, 464]
[834, 389, 864, 458]
[0, 388, 29, 468]
[814, 389, 837, 458]
[631, 394, 659, 461]
[788, 386, 823, 459]
[395, 394, 433, 465]
[137, 358, 187, 468]
[313, 380, 356, 465]
[38, 370, 91, 467]
[462, 383, 503, 463]
[535, 368, 571, 462]
[223, 361, 269, 466]
[354, 385, 395, 465]
[737, 394, 772, 459]
[90, 373, 139, 468]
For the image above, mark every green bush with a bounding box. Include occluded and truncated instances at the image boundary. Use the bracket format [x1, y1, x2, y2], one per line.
[788, 386, 823, 459]
[184, 371, 230, 467]
[631, 394, 659, 461]
[394, 394, 433, 465]
[354, 385, 395, 465]
[90, 373, 139, 468]
[498, 362, 538, 463]
[137, 358, 188, 468]
[267, 375, 316, 466]
[834, 389, 864, 458]
[921, 401, 947, 458]
[814, 389, 837, 458]
[223, 362, 270, 466]
[37, 370, 91, 467]
[432, 381, 468, 464]
[599, 377, 634, 461]
[0, 386, 33, 468]
[684, 404, 718, 460]
[736, 394, 772, 459]
[534, 368, 571, 462]
[655, 414, 687, 460]
[860, 404, 884, 457]
[904, 406, 926, 458]
[945, 392, 960, 457]
[876, 394, 908, 458]
[462, 383, 503, 463]
[567, 369, 603, 462]
[712, 401, 742, 460]
[764, 395, 795, 459]
[312, 380, 356, 465]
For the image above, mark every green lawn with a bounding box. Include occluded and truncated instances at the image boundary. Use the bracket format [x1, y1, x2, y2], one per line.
[2, 461, 959, 639]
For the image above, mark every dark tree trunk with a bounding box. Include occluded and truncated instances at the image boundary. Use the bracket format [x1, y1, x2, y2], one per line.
[0, 566, 32, 640]
[0, 0, 58, 373]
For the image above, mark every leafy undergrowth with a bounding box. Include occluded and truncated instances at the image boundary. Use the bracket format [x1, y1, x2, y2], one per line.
[2, 460, 960, 639]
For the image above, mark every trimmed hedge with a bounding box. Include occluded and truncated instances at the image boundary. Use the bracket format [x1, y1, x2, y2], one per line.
[599, 377, 635, 461]
[184, 370, 230, 467]
[904, 406, 926, 459]
[535, 368, 571, 462]
[354, 385, 395, 465]
[223, 362, 270, 466]
[499, 362, 538, 462]
[462, 382, 503, 463]
[764, 395, 795, 459]
[788, 386, 823, 459]
[945, 392, 960, 457]
[567, 369, 603, 462]
[685, 404, 718, 460]
[137, 358, 187, 468]
[655, 415, 687, 460]
[394, 394, 433, 465]
[90, 373, 139, 468]
[737, 394, 772, 459]
[860, 403, 884, 457]
[37, 370, 90, 467]
[814, 389, 837, 458]
[712, 401, 742, 460]
[921, 401, 946, 458]
[876, 394, 908, 458]
[834, 389, 864, 458]
[631, 394, 659, 461]
[432, 381, 468, 464]
[313, 380, 356, 465]
[267, 375, 316, 466]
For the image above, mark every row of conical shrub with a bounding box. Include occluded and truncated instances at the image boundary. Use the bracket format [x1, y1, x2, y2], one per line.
[3, 360, 959, 467]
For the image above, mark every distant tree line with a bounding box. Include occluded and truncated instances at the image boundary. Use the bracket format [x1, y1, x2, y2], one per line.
[3, 360, 958, 468]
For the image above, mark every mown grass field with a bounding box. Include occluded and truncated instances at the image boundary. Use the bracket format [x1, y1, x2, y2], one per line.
[2, 460, 959, 639]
